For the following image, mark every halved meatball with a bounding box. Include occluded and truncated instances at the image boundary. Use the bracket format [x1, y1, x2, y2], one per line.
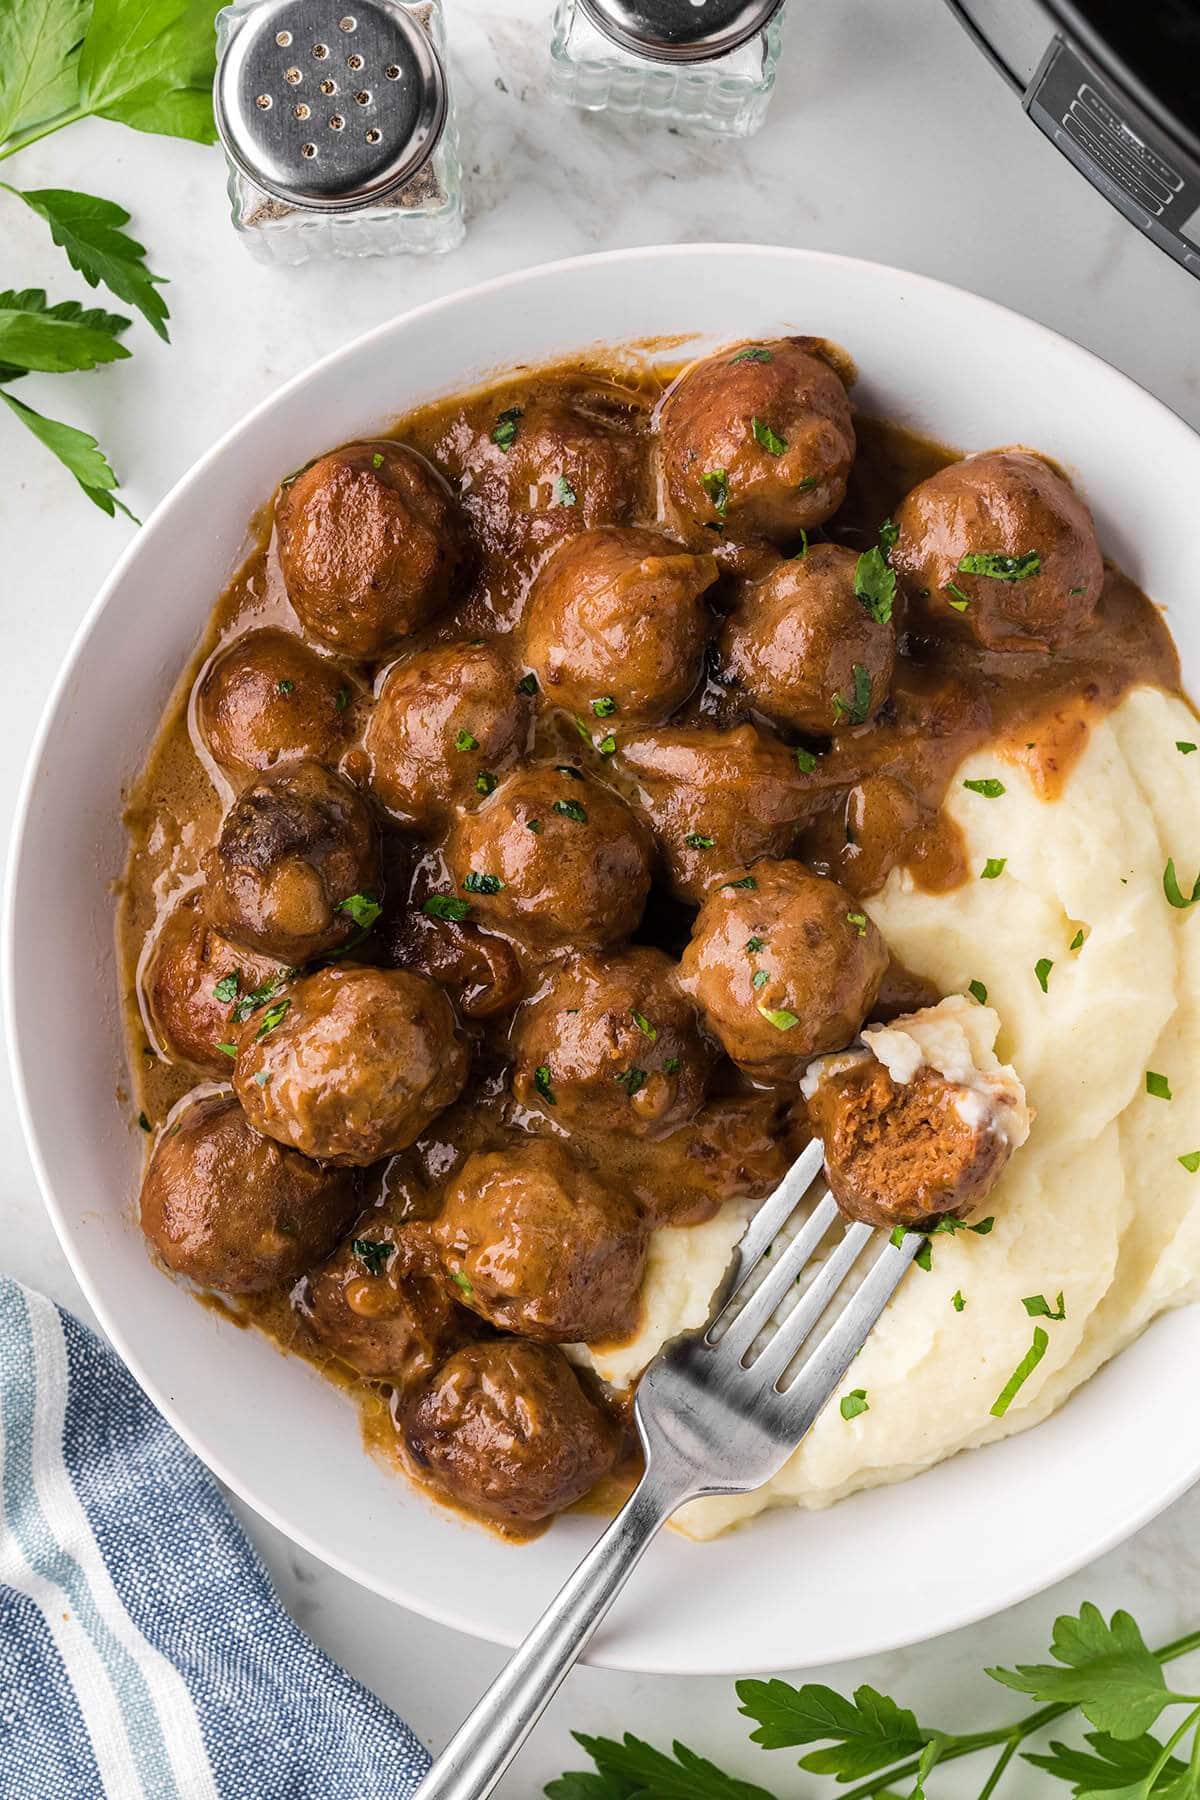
[382, 905, 524, 1019]
[405, 1339, 618, 1525]
[206, 759, 381, 964]
[679, 859, 888, 1079]
[366, 641, 533, 830]
[720, 543, 894, 734]
[617, 722, 816, 904]
[234, 965, 468, 1165]
[509, 946, 714, 1136]
[141, 893, 288, 1076]
[433, 1140, 647, 1342]
[523, 526, 717, 725]
[275, 441, 469, 658]
[659, 337, 855, 550]
[891, 450, 1103, 650]
[139, 1093, 357, 1293]
[300, 1212, 470, 1388]
[445, 764, 652, 950]
[195, 628, 360, 778]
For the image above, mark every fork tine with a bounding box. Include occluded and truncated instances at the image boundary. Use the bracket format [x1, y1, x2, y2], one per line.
[752, 1219, 874, 1385]
[711, 1191, 841, 1360]
[778, 1231, 921, 1437]
[725, 1138, 825, 1287]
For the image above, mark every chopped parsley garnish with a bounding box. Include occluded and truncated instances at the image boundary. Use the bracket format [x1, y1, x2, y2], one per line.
[752, 969, 769, 989]
[793, 529, 809, 559]
[832, 664, 872, 727]
[663, 1056, 680, 1075]
[980, 857, 1007, 880]
[451, 1271, 474, 1297]
[554, 474, 577, 507]
[952, 1289, 966, 1312]
[944, 582, 972, 611]
[840, 1389, 869, 1421]
[930, 1216, 995, 1237]
[1035, 957, 1053, 993]
[1070, 928, 1085, 951]
[1163, 858, 1200, 909]
[370, 452, 384, 470]
[1023, 1291, 1066, 1321]
[339, 893, 381, 930]
[990, 1327, 1049, 1417]
[1179, 1151, 1200, 1173]
[277, 678, 294, 695]
[334, 687, 350, 715]
[556, 764, 584, 781]
[752, 416, 788, 456]
[757, 1004, 799, 1031]
[631, 1010, 657, 1041]
[535, 1065, 557, 1106]
[878, 517, 899, 554]
[700, 468, 728, 518]
[685, 832, 714, 849]
[1146, 1070, 1172, 1100]
[352, 1238, 394, 1276]
[476, 771, 498, 796]
[1070, 584, 1088, 595]
[591, 695, 617, 717]
[745, 936, 765, 953]
[914, 1240, 933, 1272]
[573, 715, 594, 744]
[553, 798, 588, 824]
[463, 871, 504, 894]
[795, 746, 818, 774]
[228, 972, 288, 1025]
[527, 818, 541, 833]
[253, 1069, 271, 1088]
[731, 346, 772, 363]
[454, 728, 478, 752]
[722, 875, 757, 890]
[517, 671, 539, 695]
[256, 999, 291, 1039]
[888, 1226, 909, 1249]
[137, 1111, 151, 1132]
[958, 550, 1041, 581]
[216, 1041, 238, 1058]
[596, 734, 616, 756]
[963, 777, 1005, 798]
[213, 971, 241, 1004]
[853, 546, 896, 625]
[424, 894, 471, 922]
[614, 1067, 647, 1097]
[1177, 741, 1197, 755]
[846, 911, 868, 937]
[491, 406, 522, 451]
[968, 979, 988, 1005]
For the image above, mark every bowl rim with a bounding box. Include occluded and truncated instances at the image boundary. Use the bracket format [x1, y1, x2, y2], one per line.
[7, 240, 1200, 1675]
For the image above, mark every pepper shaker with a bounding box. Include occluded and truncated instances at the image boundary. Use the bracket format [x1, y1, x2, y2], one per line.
[549, 0, 787, 138]
[214, 0, 464, 263]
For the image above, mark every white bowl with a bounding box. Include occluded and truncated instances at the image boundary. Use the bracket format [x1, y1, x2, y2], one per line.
[7, 245, 1200, 1677]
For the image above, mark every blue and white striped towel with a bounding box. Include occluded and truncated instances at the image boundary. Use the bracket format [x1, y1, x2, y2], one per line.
[0, 1276, 432, 1799]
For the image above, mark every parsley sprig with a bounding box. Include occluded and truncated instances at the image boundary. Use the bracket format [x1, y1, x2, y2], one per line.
[550, 1605, 1200, 1800]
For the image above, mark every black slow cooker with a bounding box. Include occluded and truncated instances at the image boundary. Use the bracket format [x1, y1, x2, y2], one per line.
[944, 0, 1200, 278]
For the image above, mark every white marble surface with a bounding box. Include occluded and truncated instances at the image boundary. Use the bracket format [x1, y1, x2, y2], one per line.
[3, 0, 1200, 1792]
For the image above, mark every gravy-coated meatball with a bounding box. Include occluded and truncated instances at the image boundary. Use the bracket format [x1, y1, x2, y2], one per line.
[434, 1140, 647, 1342]
[720, 543, 894, 733]
[301, 1213, 470, 1387]
[405, 1340, 617, 1525]
[659, 338, 855, 549]
[276, 441, 469, 658]
[139, 1094, 357, 1293]
[524, 526, 717, 724]
[510, 946, 714, 1135]
[383, 907, 525, 1019]
[891, 450, 1103, 650]
[366, 641, 533, 829]
[196, 628, 359, 778]
[445, 765, 652, 949]
[207, 759, 381, 964]
[617, 723, 816, 904]
[679, 859, 888, 1079]
[142, 894, 287, 1076]
[234, 965, 468, 1165]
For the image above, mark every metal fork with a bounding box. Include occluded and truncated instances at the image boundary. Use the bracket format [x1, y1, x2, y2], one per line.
[413, 1137, 922, 1800]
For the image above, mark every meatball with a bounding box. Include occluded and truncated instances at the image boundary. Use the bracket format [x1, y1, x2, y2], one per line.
[234, 965, 468, 1166]
[206, 759, 381, 964]
[510, 946, 714, 1136]
[659, 337, 855, 550]
[617, 723, 816, 904]
[300, 1213, 470, 1387]
[405, 1339, 617, 1525]
[382, 906, 524, 1019]
[365, 641, 533, 830]
[139, 1094, 357, 1294]
[195, 628, 359, 778]
[891, 450, 1104, 650]
[275, 441, 469, 658]
[523, 527, 717, 724]
[141, 893, 288, 1076]
[433, 1141, 647, 1342]
[719, 543, 894, 734]
[623, 1092, 802, 1227]
[445, 764, 652, 950]
[679, 859, 888, 1079]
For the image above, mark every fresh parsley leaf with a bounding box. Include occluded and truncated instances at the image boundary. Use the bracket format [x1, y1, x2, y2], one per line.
[1035, 957, 1054, 992]
[491, 405, 521, 451]
[212, 971, 240, 1004]
[352, 1238, 393, 1276]
[795, 746, 817, 774]
[990, 1326, 1049, 1417]
[1070, 928, 1086, 951]
[944, 582, 971, 611]
[663, 1056, 680, 1075]
[878, 517, 899, 554]
[701, 468, 728, 518]
[423, 894, 470, 922]
[544, 1770, 632, 1800]
[216, 1040, 237, 1058]
[952, 1289, 965, 1312]
[252, 1068, 270, 1088]
[0, 0, 90, 145]
[968, 979, 988, 1005]
[229, 972, 286, 1025]
[981, 857, 1007, 880]
[255, 998, 290, 1039]
[988, 1604, 1183, 1739]
[846, 910, 868, 937]
[757, 1004, 799, 1031]
[76, 0, 222, 145]
[454, 728, 478, 752]
[1025, 1728, 1191, 1796]
[554, 474, 577, 507]
[527, 818, 541, 833]
[137, 1110, 151, 1131]
[451, 1270, 474, 1297]
[840, 1389, 869, 1421]
[723, 876, 757, 890]
[596, 734, 616, 756]
[0, 291, 131, 372]
[535, 1064, 557, 1106]
[964, 777, 1006, 798]
[613, 1067, 647, 1097]
[570, 1731, 777, 1800]
[737, 1679, 931, 1780]
[630, 1010, 656, 1042]
[745, 937, 765, 953]
[371, 451, 383, 469]
[752, 969, 769, 989]
[1163, 858, 1200, 910]
[1023, 1291, 1066, 1320]
[476, 771, 498, 796]
[1179, 1151, 1200, 1173]
[686, 832, 714, 849]
[554, 798, 588, 824]
[5, 187, 169, 339]
[463, 871, 504, 894]
[751, 416, 787, 456]
[1146, 1071, 1172, 1101]
[0, 386, 135, 517]
[854, 545, 896, 624]
[958, 550, 1041, 580]
[930, 1215, 995, 1237]
[731, 346, 772, 363]
[338, 893, 380, 930]
[335, 687, 349, 712]
[517, 671, 539, 695]
[793, 528, 808, 559]
[277, 678, 294, 695]
[556, 764, 584, 781]
[832, 664, 872, 727]
[591, 696, 617, 718]
[1177, 742, 1197, 756]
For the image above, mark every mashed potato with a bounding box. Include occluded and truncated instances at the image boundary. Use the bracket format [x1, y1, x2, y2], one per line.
[577, 687, 1200, 1538]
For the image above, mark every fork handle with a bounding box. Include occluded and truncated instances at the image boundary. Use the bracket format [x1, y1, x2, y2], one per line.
[412, 1473, 680, 1800]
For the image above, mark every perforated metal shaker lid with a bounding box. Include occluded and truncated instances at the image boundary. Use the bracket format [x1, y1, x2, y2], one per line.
[578, 0, 784, 64]
[214, 0, 447, 211]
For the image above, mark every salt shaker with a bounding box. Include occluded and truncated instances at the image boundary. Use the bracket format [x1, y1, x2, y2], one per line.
[214, 0, 464, 264]
[549, 0, 786, 138]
